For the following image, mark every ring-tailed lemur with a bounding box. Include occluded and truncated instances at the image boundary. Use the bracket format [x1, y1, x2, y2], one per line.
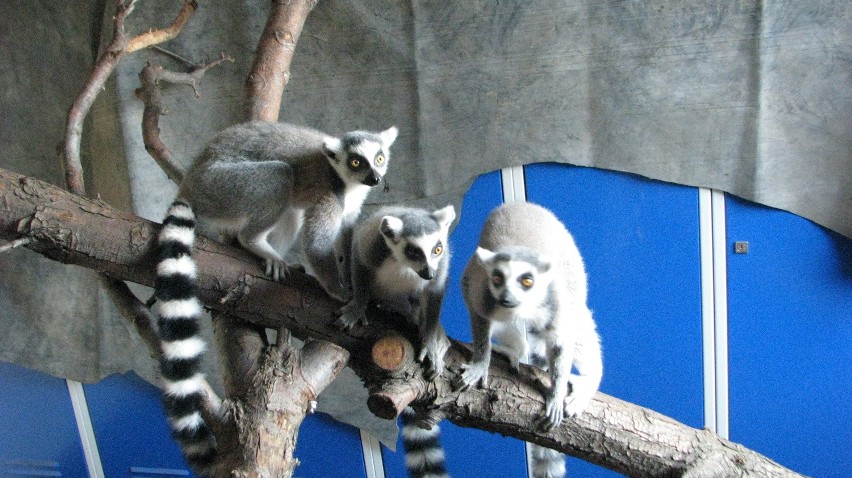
[179, 120, 397, 299]
[454, 202, 603, 478]
[333, 205, 455, 478]
[155, 122, 397, 475]
[335, 205, 455, 380]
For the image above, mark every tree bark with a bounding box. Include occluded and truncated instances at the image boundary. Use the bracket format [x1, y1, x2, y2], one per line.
[244, 0, 319, 122]
[0, 167, 807, 478]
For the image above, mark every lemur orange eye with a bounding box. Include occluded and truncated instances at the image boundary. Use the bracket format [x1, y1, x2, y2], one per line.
[376, 154, 385, 165]
[520, 276, 534, 289]
[350, 158, 360, 168]
[433, 245, 443, 255]
[492, 274, 504, 287]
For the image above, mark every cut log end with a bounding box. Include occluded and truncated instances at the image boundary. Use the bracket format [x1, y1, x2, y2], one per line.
[371, 334, 413, 372]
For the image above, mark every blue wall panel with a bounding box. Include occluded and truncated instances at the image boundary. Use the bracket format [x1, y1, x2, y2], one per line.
[525, 163, 704, 477]
[83, 372, 193, 477]
[293, 412, 366, 478]
[0, 361, 88, 477]
[726, 196, 852, 478]
[382, 170, 530, 477]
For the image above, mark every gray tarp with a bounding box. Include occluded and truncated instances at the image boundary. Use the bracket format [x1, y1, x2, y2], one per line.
[1, 0, 849, 448]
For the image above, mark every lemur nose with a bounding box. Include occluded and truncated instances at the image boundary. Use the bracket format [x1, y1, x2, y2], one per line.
[363, 172, 380, 186]
[499, 293, 519, 308]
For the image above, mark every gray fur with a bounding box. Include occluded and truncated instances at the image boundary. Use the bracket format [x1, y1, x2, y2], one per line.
[454, 202, 603, 478]
[336, 205, 455, 380]
[178, 121, 397, 300]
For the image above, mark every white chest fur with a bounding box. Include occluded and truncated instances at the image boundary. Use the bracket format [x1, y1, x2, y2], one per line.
[344, 184, 371, 218]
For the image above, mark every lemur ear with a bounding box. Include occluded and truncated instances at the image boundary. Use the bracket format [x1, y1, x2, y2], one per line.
[323, 137, 343, 161]
[475, 247, 496, 264]
[432, 205, 456, 230]
[380, 126, 398, 146]
[537, 255, 553, 274]
[380, 216, 404, 243]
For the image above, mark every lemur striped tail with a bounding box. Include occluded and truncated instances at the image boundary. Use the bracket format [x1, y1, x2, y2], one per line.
[401, 407, 450, 478]
[155, 200, 217, 476]
[529, 443, 565, 478]
[528, 350, 565, 478]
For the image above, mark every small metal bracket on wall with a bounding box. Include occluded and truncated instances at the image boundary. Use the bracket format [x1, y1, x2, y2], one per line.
[734, 241, 749, 254]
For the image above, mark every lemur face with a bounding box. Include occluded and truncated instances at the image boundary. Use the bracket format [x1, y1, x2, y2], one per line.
[476, 247, 553, 308]
[324, 127, 398, 187]
[380, 205, 455, 281]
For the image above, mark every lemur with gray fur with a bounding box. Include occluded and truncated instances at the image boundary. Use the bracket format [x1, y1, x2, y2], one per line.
[455, 202, 603, 478]
[335, 204, 455, 478]
[335, 205, 455, 380]
[155, 121, 397, 476]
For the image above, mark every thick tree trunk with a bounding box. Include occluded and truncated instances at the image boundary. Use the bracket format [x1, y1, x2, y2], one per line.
[0, 167, 807, 478]
[211, 335, 349, 477]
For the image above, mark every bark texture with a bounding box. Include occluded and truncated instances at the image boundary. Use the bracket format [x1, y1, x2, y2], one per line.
[244, 0, 319, 122]
[0, 167, 807, 478]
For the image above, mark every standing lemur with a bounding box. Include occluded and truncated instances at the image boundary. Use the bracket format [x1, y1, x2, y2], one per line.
[155, 121, 397, 475]
[336, 205, 455, 377]
[334, 204, 455, 478]
[454, 202, 603, 478]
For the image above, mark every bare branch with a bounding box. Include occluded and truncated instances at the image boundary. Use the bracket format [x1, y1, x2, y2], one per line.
[100, 276, 161, 359]
[125, 0, 199, 54]
[137, 53, 234, 184]
[61, 0, 198, 194]
[244, 0, 319, 121]
[61, 0, 135, 195]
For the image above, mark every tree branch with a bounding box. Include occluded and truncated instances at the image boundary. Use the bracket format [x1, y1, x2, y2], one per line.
[125, 0, 198, 54]
[137, 53, 234, 184]
[244, 0, 319, 122]
[0, 167, 807, 478]
[61, 0, 198, 195]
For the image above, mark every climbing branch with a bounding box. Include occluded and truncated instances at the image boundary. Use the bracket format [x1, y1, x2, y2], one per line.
[137, 52, 234, 183]
[244, 0, 319, 121]
[0, 167, 806, 478]
[60, 0, 198, 195]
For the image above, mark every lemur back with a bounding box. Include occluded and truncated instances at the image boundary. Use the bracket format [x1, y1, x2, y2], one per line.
[335, 205, 455, 478]
[455, 202, 603, 478]
[155, 121, 397, 475]
[180, 120, 397, 299]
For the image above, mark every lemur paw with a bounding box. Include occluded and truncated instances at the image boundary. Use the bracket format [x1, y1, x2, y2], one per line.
[418, 335, 449, 381]
[265, 258, 288, 282]
[333, 302, 366, 331]
[539, 397, 565, 431]
[264, 259, 304, 282]
[452, 362, 489, 391]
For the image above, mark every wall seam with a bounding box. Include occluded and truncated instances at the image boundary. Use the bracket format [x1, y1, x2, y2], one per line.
[66, 380, 105, 478]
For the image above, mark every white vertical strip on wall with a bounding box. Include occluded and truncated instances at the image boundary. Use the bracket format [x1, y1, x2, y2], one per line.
[698, 189, 730, 439]
[710, 190, 730, 439]
[359, 430, 386, 478]
[66, 379, 105, 478]
[698, 188, 717, 433]
[501, 166, 527, 204]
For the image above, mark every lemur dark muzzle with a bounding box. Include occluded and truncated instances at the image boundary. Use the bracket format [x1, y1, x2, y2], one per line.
[363, 172, 381, 186]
